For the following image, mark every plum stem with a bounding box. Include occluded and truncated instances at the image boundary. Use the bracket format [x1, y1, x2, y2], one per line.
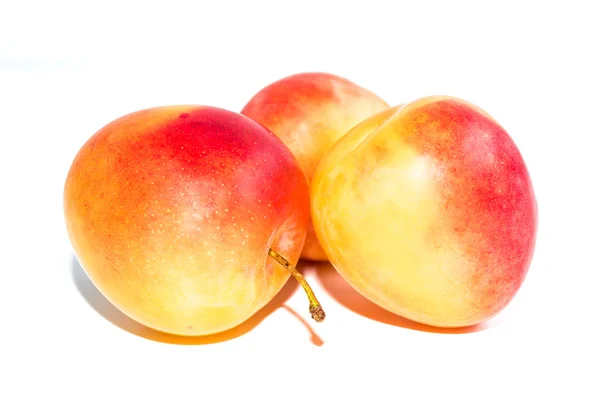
[268, 248, 326, 323]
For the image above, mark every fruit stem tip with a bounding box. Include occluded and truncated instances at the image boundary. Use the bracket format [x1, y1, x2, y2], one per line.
[268, 248, 326, 323]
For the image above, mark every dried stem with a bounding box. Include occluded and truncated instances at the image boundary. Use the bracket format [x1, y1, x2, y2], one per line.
[268, 248, 325, 322]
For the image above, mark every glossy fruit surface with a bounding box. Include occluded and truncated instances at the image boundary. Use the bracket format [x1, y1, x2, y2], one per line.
[242, 72, 389, 261]
[311, 96, 537, 327]
[64, 105, 309, 336]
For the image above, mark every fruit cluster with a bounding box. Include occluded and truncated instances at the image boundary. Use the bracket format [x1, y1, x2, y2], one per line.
[64, 72, 537, 337]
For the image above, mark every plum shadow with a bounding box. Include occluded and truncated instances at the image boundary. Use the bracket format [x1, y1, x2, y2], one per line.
[71, 255, 323, 345]
[315, 262, 489, 334]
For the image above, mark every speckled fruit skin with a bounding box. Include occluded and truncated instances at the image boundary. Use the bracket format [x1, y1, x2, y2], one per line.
[64, 106, 310, 336]
[311, 96, 538, 328]
[241, 72, 389, 261]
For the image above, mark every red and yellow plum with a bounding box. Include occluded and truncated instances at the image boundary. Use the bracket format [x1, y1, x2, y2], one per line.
[242, 72, 389, 261]
[64, 106, 311, 336]
[311, 96, 538, 327]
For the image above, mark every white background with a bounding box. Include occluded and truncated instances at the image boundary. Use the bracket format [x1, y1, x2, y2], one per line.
[1, 0, 598, 399]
